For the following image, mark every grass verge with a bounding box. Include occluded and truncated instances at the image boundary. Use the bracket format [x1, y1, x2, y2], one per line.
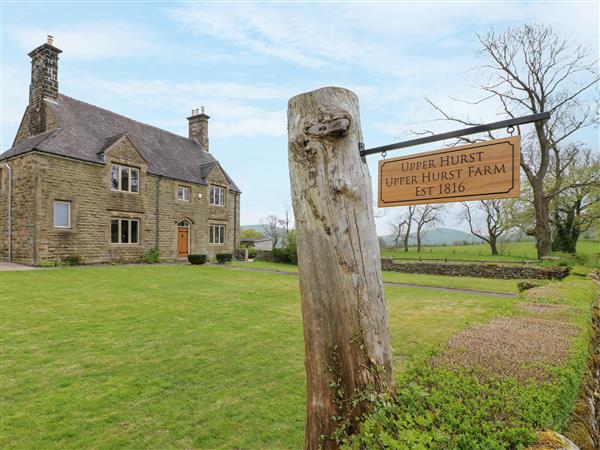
[344, 280, 599, 449]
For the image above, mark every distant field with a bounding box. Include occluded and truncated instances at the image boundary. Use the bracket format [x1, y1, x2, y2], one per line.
[381, 240, 599, 264]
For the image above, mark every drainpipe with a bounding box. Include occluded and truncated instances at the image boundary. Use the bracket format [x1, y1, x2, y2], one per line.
[3, 162, 12, 262]
[233, 192, 238, 252]
[155, 175, 161, 249]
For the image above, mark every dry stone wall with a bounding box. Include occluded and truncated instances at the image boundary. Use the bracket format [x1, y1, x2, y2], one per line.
[381, 257, 570, 279]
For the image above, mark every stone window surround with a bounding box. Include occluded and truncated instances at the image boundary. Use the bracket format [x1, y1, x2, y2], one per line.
[110, 163, 140, 194]
[53, 200, 71, 229]
[110, 218, 140, 245]
[209, 222, 226, 245]
[109, 211, 142, 245]
[209, 185, 225, 207]
[176, 185, 191, 202]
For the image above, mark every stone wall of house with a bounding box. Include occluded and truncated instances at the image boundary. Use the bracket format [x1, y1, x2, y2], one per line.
[381, 257, 570, 280]
[0, 141, 240, 264]
[205, 164, 240, 259]
[0, 154, 37, 264]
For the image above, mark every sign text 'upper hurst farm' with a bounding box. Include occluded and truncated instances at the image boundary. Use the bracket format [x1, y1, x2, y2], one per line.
[378, 136, 520, 207]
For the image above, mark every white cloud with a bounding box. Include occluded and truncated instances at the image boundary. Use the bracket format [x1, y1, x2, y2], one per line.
[167, 2, 598, 81]
[8, 21, 156, 59]
[81, 78, 292, 102]
[72, 77, 288, 138]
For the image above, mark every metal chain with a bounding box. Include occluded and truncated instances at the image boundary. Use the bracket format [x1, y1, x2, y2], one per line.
[507, 125, 515, 135]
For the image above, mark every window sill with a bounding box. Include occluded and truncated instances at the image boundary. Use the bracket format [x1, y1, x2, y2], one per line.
[110, 189, 140, 195]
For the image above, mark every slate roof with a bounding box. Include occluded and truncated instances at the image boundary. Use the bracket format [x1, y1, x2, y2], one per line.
[0, 94, 240, 192]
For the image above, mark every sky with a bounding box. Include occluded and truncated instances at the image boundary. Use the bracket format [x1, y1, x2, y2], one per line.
[1, 0, 598, 234]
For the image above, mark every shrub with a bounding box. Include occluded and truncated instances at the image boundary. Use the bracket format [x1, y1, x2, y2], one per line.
[216, 253, 233, 264]
[343, 367, 542, 449]
[62, 256, 81, 266]
[518, 281, 539, 292]
[39, 260, 62, 267]
[248, 248, 257, 259]
[272, 247, 297, 264]
[188, 254, 207, 265]
[144, 247, 160, 264]
[271, 231, 298, 264]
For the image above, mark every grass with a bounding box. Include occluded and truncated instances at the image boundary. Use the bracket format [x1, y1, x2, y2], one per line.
[1, 265, 521, 449]
[381, 239, 599, 265]
[230, 260, 526, 294]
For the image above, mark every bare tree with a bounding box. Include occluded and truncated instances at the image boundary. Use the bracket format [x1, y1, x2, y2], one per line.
[422, 24, 599, 258]
[260, 214, 284, 247]
[413, 204, 444, 252]
[278, 207, 294, 245]
[389, 206, 416, 251]
[462, 200, 511, 255]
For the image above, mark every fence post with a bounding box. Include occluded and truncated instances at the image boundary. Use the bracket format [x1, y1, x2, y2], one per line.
[288, 87, 395, 449]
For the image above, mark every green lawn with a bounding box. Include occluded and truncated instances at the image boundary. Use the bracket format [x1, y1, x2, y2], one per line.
[230, 260, 525, 293]
[381, 239, 599, 264]
[1, 265, 519, 449]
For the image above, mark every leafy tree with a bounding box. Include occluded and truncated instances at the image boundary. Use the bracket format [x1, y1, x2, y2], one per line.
[241, 229, 263, 239]
[551, 149, 600, 252]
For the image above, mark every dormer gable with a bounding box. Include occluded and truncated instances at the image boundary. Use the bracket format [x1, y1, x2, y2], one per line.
[100, 133, 147, 167]
[202, 162, 240, 193]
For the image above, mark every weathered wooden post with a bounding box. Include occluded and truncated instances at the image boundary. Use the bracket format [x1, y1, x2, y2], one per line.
[287, 87, 395, 449]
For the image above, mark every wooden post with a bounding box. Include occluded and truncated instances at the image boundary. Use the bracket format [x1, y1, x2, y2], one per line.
[287, 87, 395, 449]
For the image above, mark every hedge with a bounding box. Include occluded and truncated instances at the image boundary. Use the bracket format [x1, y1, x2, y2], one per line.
[188, 254, 207, 265]
[216, 253, 233, 264]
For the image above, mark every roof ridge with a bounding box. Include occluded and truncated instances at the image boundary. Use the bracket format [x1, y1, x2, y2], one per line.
[55, 94, 207, 152]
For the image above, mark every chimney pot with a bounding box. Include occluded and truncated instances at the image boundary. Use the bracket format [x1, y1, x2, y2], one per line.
[27, 36, 62, 136]
[188, 107, 210, 151]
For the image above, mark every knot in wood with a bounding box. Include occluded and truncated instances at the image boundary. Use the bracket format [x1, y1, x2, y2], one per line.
[306, 117, 350, 138]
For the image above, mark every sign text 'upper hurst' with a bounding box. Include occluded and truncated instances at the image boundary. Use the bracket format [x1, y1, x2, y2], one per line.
[378, 136, 520, 207]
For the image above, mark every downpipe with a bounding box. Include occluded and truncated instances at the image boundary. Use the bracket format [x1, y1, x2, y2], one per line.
[3, 162, 11, 262]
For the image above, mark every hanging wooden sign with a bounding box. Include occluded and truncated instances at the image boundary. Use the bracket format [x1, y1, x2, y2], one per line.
[378, 136, 520, 207]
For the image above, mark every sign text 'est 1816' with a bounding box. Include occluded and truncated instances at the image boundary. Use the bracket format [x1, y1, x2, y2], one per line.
[378, 136, 520, 207]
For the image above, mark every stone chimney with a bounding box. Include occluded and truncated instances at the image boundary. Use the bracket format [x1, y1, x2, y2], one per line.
[28, 35, 62, 136]
[187, 107, 209, 151]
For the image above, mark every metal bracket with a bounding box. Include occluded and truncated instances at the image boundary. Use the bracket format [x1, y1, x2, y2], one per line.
[360, 112, 550, 157]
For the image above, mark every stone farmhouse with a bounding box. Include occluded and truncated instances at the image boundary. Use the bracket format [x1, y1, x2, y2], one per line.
[0, 37, 241, 265]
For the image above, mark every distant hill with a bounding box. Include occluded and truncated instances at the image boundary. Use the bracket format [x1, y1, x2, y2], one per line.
[242, 224, 482, 247]
[380, 227, 483, 247]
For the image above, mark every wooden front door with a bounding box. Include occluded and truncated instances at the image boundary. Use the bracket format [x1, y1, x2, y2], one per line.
[177, 227, 189, 257]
